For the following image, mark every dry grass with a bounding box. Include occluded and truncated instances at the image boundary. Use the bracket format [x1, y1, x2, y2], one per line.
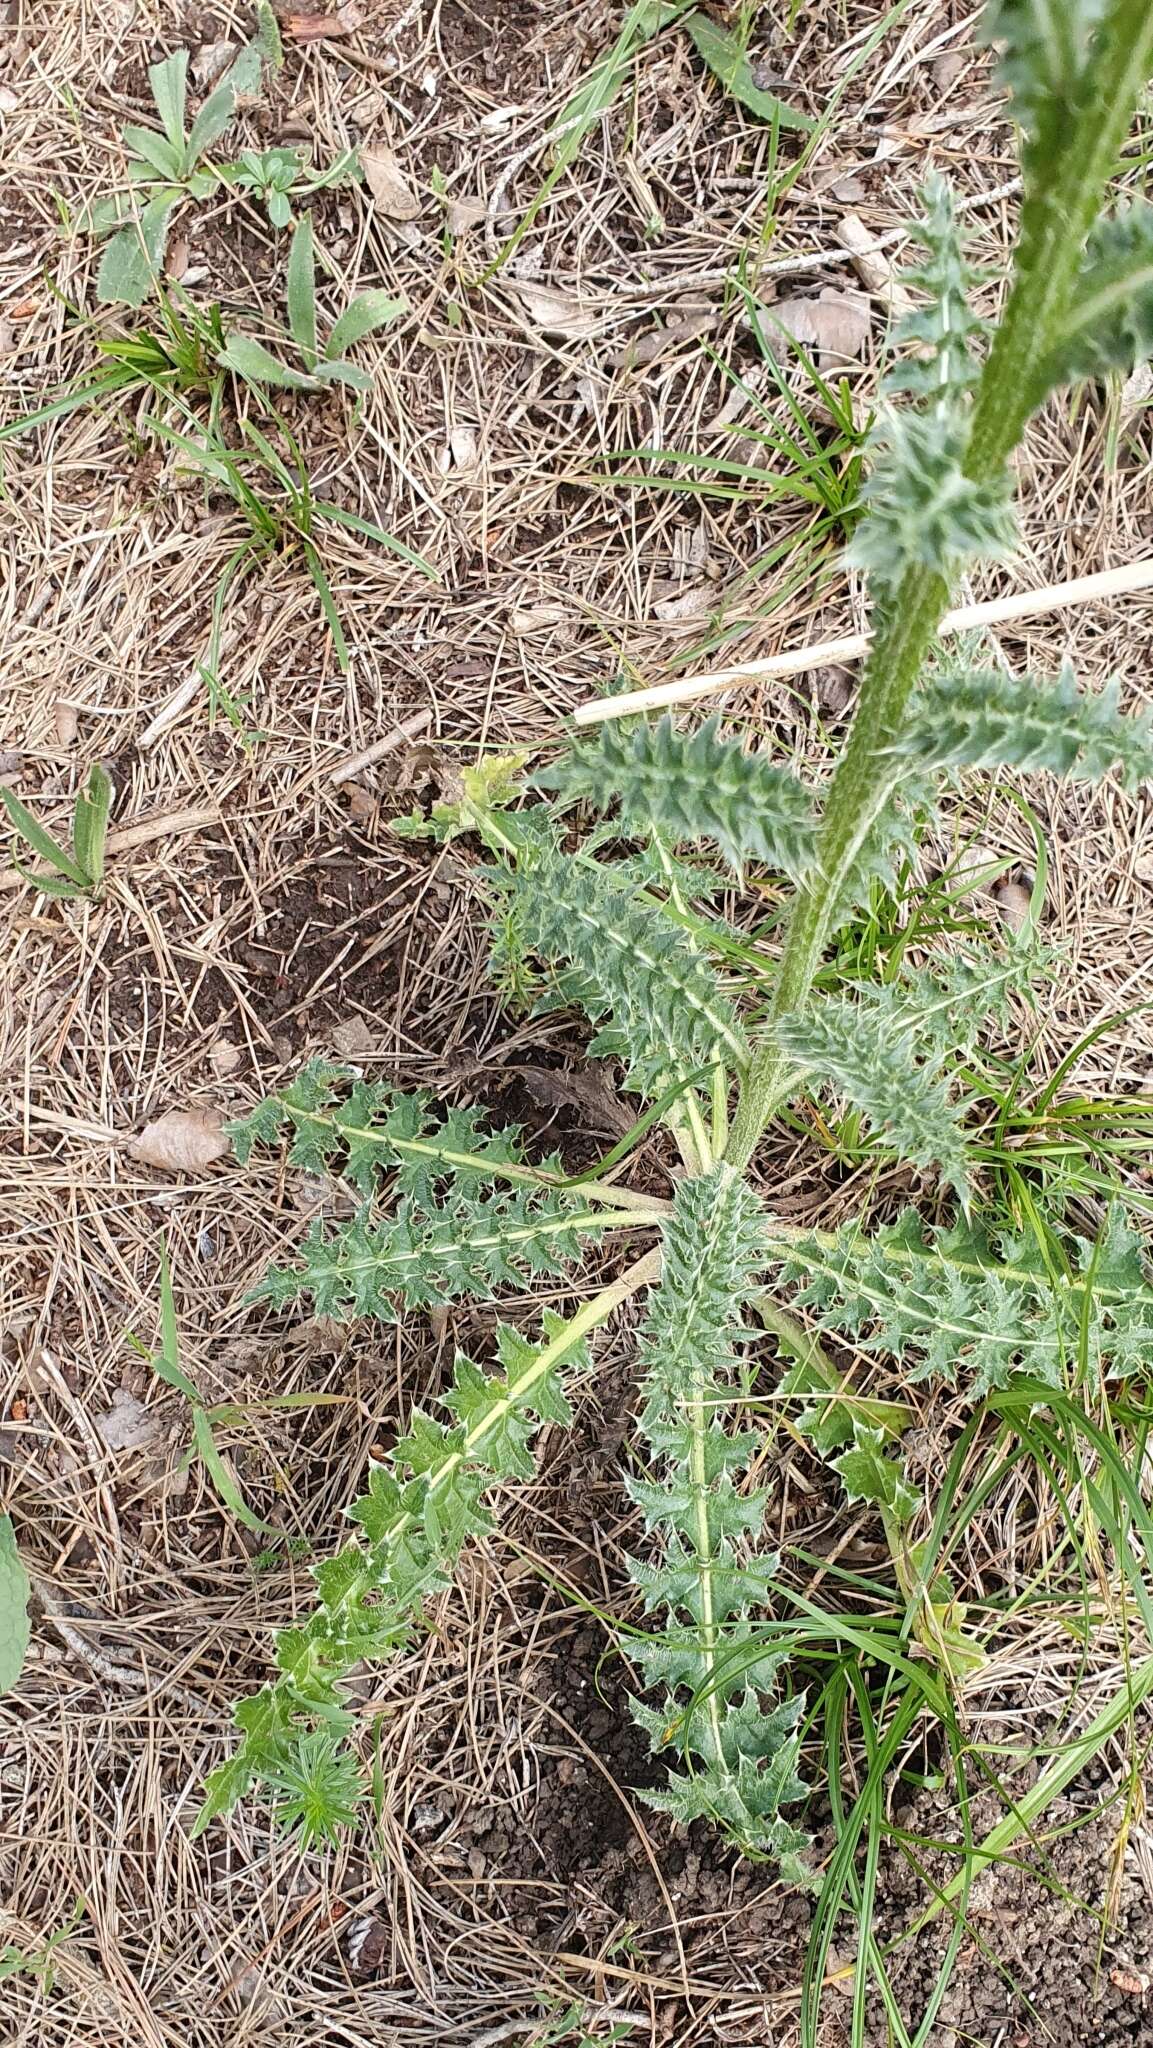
[4, 2, 1153, 2044]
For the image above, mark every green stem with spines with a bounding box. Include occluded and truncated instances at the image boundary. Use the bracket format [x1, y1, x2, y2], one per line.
[725, 0, 1153, 1172]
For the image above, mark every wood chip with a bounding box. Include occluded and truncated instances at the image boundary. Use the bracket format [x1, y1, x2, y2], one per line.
[53, 699, 79, 746]
[282, 3, 363, 39]
[835, 214, 914, 316]
[360, 141, 421, 220]
[128, 1108, 230, 1173]
[993, 878, 1033, 933]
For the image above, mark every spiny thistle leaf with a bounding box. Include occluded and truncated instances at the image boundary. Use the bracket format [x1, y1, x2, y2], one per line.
[624, 1165, 811, 1877]
[775, 990, 972, 1201]
[536, 716, 818, 882]
[770, 1206, 1153, 1397]
[1042, 202, 1153, 387]
[227, 1061, 557, 1200]
[982, 1, 1107, 169]
[195, 1308, 591, 1837]
[831, 1425, 920, 1527]
[898, 663, 1153, 789]
[887, 178, 989, 411]
[490, 846, 748, 1101]
[848, 408, 1017, 595]
[252, 1186, 615, 1320]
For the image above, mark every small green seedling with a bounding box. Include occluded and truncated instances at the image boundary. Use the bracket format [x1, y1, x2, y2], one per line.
[0, 1901, 87, 1992]
[1, 763, 113, 899]
[133, 1241, 348, 1537]
[217, 215, 404, 393]
[215, 144, 360, 230]
[0, 292, 236, 443]
[0, 1514, 30, 1698]
[146, 409, 435, 681]
[90, 7, 281, 306]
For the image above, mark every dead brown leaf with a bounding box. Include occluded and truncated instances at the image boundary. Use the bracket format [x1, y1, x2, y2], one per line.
[129, 1108, 229, 1173]
[207, 1038, 242, 1077]
[609, 308, 716, 369]
[507, 280, 599, 340]
[360, 141, 421, 220]
[446, 195, 487, 234]
[282, 3, 363, 40]
[53, 699, 79, 747]
[767, 289, 871, 366]
[191, 40, 237, 90]
[330, 1015, 377, 1058]
[517, 1064, 635, 1137]
[95, 1390, 167, 1455]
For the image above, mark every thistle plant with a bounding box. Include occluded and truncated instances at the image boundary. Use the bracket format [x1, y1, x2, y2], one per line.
[202, 2, 1153, 1869]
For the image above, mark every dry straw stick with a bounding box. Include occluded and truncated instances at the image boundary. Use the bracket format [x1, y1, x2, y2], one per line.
[572, 558, 1153, 726]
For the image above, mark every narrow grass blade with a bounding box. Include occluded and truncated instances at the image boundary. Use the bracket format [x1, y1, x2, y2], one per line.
[486, 0, 691, 274]
[317, 501, 438, 580]
[301, 538, 350, 672]
[192, 1409, 274, 1535]
[1, 785, 87, 884]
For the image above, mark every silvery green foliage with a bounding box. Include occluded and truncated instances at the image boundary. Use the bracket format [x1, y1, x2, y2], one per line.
[885, 178, 989, 409]
[779, 952, 1044, 1203]
[772, 1207, 1153, 1396]
[488, 844, 748, 1100]
[847, 181, 1017, 594]
[1043, 203, 1153, 387]
[228, 1063, 615, 1320]
[899, 662, 1153, 786]
[775, 998, 971, 1202]
[200, 1307, 589, 1840]
[625, 1166, 811, 1876]
[984, 1, 1109, 161]
[201, 1068, 618, 1836]
[537, 715, 818, 881]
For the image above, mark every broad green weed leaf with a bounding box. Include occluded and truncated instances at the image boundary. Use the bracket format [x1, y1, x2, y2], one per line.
[122, 124, 185, 180]
[97, 192, 180, 306]
[0, 1516, 30, 1695]
[217, 335, 318, 390]
[285, 216, 317, 361]
[325, 291, 405, 360]
[315, 360, 374, 393]
[684, 11, 812, 130]
[148, 51, 188, 153]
